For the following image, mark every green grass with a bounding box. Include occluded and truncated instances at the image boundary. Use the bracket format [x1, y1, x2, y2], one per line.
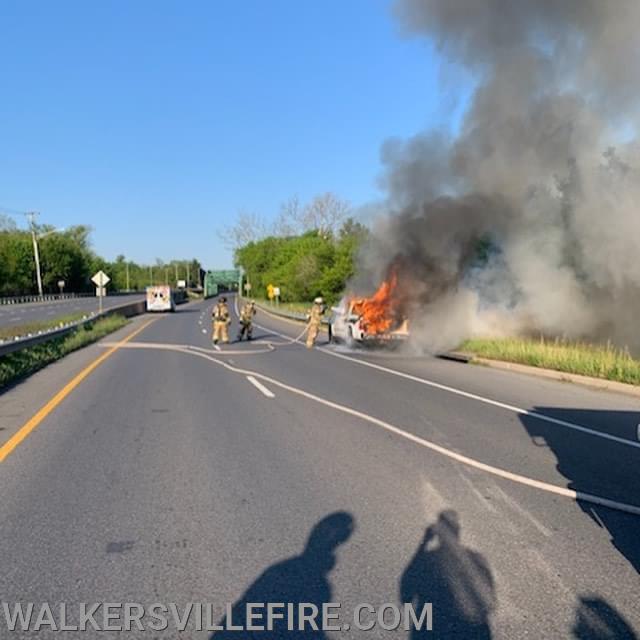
[0, 312, 90, 341]
[460, 336, 640, 385]
[252, 298, 311, 315]
[0, 315, 128, 389]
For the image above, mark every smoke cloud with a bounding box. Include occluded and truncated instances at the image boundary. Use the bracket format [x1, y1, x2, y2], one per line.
[359, 0, 640, 351]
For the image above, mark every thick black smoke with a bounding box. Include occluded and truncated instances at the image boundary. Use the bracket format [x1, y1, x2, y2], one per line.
[359, 0, 640, 351]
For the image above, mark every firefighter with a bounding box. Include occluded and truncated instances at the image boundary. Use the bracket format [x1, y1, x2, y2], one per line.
[305, 296, 326, 348]
[237, 299, 257, 341]
[212, 296, 230, 345]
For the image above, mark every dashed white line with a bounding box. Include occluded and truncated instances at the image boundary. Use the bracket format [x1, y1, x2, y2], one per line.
[100, 341, 640, 516]
[246, 375, 275, 398]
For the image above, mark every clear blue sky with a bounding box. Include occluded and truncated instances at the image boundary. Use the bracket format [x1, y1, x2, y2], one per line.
[0, 0, 453, 269]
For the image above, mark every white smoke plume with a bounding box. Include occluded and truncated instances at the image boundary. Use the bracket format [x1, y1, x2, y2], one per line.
[358, 0, 640, 351]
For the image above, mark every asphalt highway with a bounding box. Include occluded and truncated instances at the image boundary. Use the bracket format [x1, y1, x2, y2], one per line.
[0, 293, 145, 329]
[0, 295, 638, 638]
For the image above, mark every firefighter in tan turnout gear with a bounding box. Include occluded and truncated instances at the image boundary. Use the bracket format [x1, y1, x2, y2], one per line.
[237, 299, 257, 341]
[212, 296, 231, 345]
[306, 296, 326, 348]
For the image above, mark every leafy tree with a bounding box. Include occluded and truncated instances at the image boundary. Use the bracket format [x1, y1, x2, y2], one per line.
[235, 218, 369, 305]
[0, 231, 34, 296]
[0, 222, 204, 297]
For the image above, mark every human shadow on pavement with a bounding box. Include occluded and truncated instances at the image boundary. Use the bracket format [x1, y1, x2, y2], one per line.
[211, 511, 354, 638]
[573, 596, 638, 639]
[400, 510, 496, 639]
[520, 408, 640, 574]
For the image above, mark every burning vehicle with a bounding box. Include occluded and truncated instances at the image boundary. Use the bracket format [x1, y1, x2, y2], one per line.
[328, 271, 410, 346]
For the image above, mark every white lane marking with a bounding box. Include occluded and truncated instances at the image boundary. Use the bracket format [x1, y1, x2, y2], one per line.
[102, 341, 276, 356]
[491, 484, 553, 537]
[457, 471, 498, 513]
[246, 375, 275, 398]
[109, 341, 640, 516]
[253, 318, 640, 450]
[321, 348, 640, 451]
[422, 479, 447, 513]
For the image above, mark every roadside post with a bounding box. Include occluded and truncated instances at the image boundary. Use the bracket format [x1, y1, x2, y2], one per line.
[91, 270, 111, 314]
[273, 286, 280, 307]
[57, 280, 65, 295]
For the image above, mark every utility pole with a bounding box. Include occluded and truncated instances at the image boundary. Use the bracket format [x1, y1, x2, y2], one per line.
[25, 212, 44, 298]
[126, 261, 130, 291]
[149, 266, 153, 286]
[186, 262, 190, 288]
[174, 263, 179, 284]
[164, 267, 168, 285]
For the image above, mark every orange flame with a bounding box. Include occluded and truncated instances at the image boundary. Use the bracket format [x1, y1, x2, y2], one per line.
[351, 271, 403, 335]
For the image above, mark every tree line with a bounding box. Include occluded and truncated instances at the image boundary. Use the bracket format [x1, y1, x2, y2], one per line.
[0, 216, 202, 297]
[229, 193, 369, 305]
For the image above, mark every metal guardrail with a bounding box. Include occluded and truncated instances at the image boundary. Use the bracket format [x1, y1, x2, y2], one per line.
[241, 297, 329, 325]
[0, 291, 151, 305]
[0, 298, 146, 357]
[0, 292, 94, 305]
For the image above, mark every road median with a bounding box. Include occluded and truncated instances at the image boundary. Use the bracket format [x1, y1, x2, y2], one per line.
[0, 315, 130, 390]
[0, 297, 151, 388]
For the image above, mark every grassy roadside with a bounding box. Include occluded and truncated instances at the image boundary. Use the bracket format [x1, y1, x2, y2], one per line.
[251, 298, 311, 315]
[460, 336, 640, 386]
[0, 312, 90, 341]
[0, 315, 128, 389]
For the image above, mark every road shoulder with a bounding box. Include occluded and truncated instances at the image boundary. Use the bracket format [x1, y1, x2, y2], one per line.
[0, 314, 154, 451]
[473, 356, 640, 398]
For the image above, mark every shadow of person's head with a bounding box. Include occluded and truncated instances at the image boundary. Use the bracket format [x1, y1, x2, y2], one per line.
[425, 509, 460, 548]
[437, 510, 460, 537]
[303, 511, 354, 572]
[573, 596, 638, 639]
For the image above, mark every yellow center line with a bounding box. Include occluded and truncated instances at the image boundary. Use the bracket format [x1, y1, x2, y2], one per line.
[0, 318, 155, 462]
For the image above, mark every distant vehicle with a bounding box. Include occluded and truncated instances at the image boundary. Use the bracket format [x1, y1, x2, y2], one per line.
[146, 285, 176, 312]
[328, 299, 409, 346]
